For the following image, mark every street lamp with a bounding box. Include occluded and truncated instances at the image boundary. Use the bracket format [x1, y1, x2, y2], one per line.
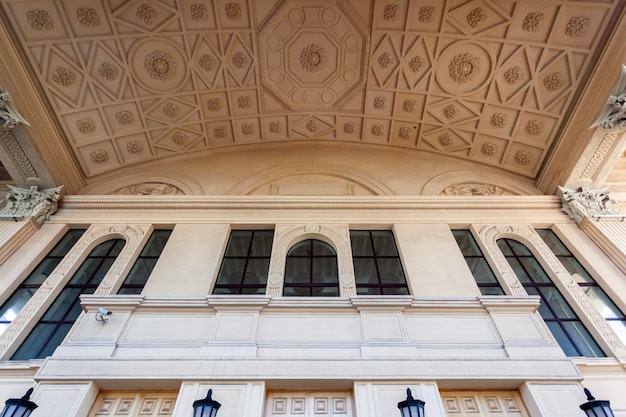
[397, 388, 425, 417]
[193, 389, 221, 417]
[580, 388, 614, 417]
[0, 388, 38, 417]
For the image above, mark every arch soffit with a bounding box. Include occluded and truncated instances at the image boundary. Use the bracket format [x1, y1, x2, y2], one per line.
[226, 162, 394, 196]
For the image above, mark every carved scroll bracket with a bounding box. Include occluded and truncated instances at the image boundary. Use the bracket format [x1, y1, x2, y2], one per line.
[0, 91, 30, 129]
[0, 185, 63, 225]
[558, 185, 617, 224]
[592, 65, 626, 130]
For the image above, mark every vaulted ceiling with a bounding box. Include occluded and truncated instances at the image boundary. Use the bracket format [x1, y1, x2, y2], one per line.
[0, 0, 625, 196]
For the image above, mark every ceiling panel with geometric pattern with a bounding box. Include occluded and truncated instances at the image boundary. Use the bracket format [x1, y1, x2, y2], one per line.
[0, 0, 619, 178]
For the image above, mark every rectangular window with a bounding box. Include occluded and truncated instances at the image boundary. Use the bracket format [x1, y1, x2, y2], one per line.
[117, 230, 172, 294]
[0, 229, 85, 336]
[350, 230, 409, 295]
[213, 230, 274, 295]
[452, 230, 504, 295]
[537, 229, 626, 345]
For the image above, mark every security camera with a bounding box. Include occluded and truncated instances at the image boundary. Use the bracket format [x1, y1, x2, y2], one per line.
[95, 307, 112, 325]
[98, 307, 112, 316]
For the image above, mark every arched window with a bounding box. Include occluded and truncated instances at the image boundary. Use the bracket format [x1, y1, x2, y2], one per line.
[283, 239, 339, 297]
[0, 229, 86, 336]
[497, 238, 605, 357]
[11, 238, 125, 360]
[117, 230, 172, 294]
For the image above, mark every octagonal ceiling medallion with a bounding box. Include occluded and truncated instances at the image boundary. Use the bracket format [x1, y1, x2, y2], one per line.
[258, 0, 368, 111]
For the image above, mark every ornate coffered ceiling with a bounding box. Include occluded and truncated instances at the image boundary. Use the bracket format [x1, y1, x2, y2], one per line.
[0, 0, 623, 183]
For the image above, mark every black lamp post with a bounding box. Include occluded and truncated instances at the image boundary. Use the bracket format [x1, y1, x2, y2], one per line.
[193, 389, 221, 417]
[397, 388, 425, 417]
[0, 388, 38, 417]
[580, 388, 614, 417]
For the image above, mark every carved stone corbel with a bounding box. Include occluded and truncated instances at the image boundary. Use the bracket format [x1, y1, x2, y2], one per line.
[591, 65, 626, 130]
[0, 185, 63, 225]
[558, 185, 616, 224]
[0, 91, 30, 129]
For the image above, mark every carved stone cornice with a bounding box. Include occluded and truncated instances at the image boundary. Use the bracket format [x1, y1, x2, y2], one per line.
[558, 185, 617, 224]
[0, 185, 63, 224]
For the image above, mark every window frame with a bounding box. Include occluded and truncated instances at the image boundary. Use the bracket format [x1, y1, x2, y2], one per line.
[282, 238, 340, 297]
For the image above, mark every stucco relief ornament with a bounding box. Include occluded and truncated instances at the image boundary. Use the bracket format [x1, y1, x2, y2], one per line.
[490, 113, 507, 127]
[591, 65, 626, 130]
[241, 124, 254, 135]
[467, 8, 487, 28]
[373, 97, 387, 110]
[90, 149, 109, 164]
[565, 16, 590, 37]
[269, 121, 281, 133]
[438, 133, 453, 146]
[481, 142, 497, 156]
[344, 122, 356, 134]
[231, 52, 248, 68]
[136, 4, 157, 25]
[543, 72, 564, 91]
[0, 185, 63, 225]
[162, 103, 180, 118]
[98, 62, 119, 81]
[403, 99, 417, 113]
[523, 12, 544, 32]
[214, 126, 227, 138]
[0, 92, 30, 129]
[225, 3, 242, 20]
[558, 186, 617, 224]
[504, 66, 522, 84]
[171, 131, 187, 145]
[126, 140, 143, 154]
[525, 120, 544, 136]
[443, 104, 458, 119]
[116, 110, 134, 125]
[52, 67, 76, 87]
[449, 53, 479, 83]
[144, 50, 176, 81]
[76, 118, 96, 134]
[27, 10, 53, 31]
[378, 52, 393, 69]
[76, 8, 100, 27]
[238, 96, 251, 109]
[191, 4, 208, 21]
[418, 6, 435, 23]
[514, 150, 533, 165]
[408, 56, 424, 72]
[306, 119, 318, 133]
[371, 124, 384, 136]
[300, 44, 326, 73]
[115, 182, 180, 195]
[206, 98, 222, 112]
[384, 4, 399, 21]
[443, 184, 510, 196]
[398, 127, 411, 139]
[199, 54, 217, 71]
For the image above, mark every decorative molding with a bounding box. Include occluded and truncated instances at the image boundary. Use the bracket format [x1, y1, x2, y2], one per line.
[558, 185, 616, 224]
[113, 182, 183, 195]
[0, 130, 38, 178]
[580, 132, 618, 179]
[0, 92, 29, 128]
[0, 185, 62, 224]
[478, 225, 526, 296]
[449, 53, 479, 83]
[592, 65, 626, 130]
[267, 224, 355, 297]
[442, 184, 513, 196]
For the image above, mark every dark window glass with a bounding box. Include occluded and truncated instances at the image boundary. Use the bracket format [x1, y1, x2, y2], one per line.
[537, 229, 626, 345]
[497, 238, 605, 358]
[350, 231, 410, 295]
[0, 229, 85, 336]
[11, 239, 125, 360]
[213, 231, 273, 295]
[283, 239, 339, 297]
[452, 230, 505, 295]
[117, 230, 172, 295]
